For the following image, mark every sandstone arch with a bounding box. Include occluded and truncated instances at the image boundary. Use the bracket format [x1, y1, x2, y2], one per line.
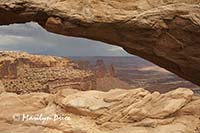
[0, 0, 200, 85]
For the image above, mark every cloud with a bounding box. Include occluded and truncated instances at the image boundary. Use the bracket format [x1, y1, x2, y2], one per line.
[0, 35, 33, 45]
[108, 47, 124, 51]
[0, 22, 132, 57]
[0, 22, 45, 37]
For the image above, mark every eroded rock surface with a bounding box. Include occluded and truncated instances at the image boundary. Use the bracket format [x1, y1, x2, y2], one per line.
[74, 58, 131, 91]
[0, 51, 96, 94]
[0, 0, 200, 85]
[0, 88, 199, 133]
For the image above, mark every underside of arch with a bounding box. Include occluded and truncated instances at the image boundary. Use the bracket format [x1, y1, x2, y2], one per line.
[0, 0, 200, 85]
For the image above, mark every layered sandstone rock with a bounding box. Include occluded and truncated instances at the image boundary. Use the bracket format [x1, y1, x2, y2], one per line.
[0, 51, 96, 94]
[0, 88, 199, 133]
[0, 0, 199, 85]
[95, 59, 107, 78]
[75, 58, 130, 91]
[0, 80, 4, 93]
[94, 60, 116, 78]
[96, 77, 130, 91]
[108, 64, 116, 77]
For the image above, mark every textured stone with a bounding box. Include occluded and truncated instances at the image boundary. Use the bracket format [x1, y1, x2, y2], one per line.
[0, 0, 199, 85]
[0, 88, 199, 133]
[95, 59, 107, 78]
[0, 80, 4, 93]
[0, 51, 96, 93]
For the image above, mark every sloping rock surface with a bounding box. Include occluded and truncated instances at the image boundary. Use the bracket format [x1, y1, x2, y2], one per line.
[0, 88, 199, 133]
[0, 0, 200, 85]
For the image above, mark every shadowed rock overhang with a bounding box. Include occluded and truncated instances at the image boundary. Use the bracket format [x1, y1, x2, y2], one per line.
[0, 0, 200, 85]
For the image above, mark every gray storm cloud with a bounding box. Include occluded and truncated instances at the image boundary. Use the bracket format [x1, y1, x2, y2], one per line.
[0, 22, 131, 57]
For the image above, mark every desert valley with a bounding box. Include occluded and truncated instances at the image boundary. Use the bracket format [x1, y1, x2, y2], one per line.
[73, 56, 199, 93]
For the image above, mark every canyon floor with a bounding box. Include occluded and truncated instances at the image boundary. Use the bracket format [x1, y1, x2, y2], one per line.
[0, 51, 200, 133]
[72, 56, 199, 93]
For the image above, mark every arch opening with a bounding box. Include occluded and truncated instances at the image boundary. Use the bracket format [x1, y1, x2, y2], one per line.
[0, 23, 198, 93]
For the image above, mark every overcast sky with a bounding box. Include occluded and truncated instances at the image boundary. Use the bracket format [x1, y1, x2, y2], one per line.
[0, 22, 131, 57]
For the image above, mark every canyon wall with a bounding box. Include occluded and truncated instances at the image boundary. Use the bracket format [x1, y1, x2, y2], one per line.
[0, 0, 199, 85]
[0, 51, 96, 94]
